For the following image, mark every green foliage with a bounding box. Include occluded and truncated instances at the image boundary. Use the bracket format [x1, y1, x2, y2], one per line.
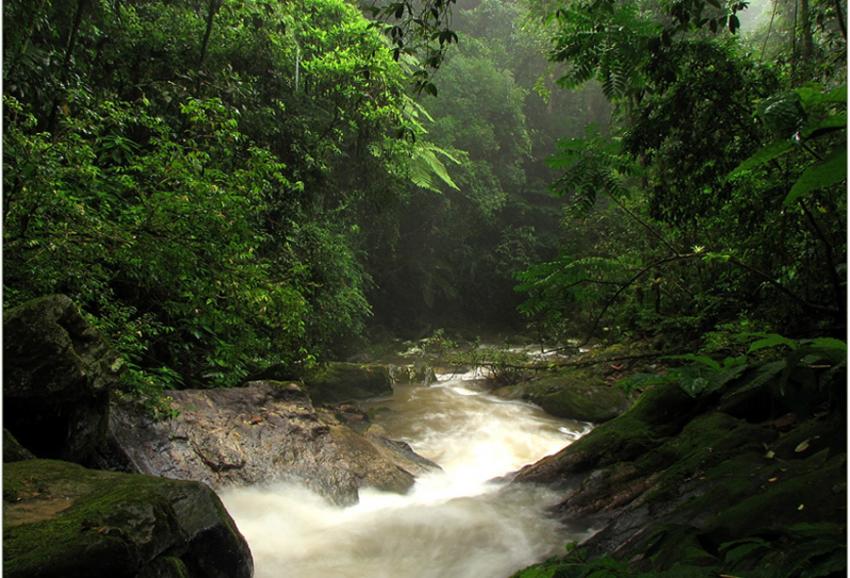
[516, 0, 846, 345]
[4, 93, 310, 391]
[547, 130, 630, 217]
[2, 0, 448, 399]
[368, 0, 584, 330]
[619, 333, 846, 398]
[730, 83, 847, 207]
[785, 146, 847, 205]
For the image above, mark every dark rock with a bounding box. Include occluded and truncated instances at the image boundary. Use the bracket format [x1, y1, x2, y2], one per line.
[3, 295, 123, 464]
[101, 381, 423, 505]
[512, 365, 847, 577]
[3, 429, 35, 463]
[494, 368, 630, 422]
[513, 382, 700, 486]
[302, 362, 393, 404]
[3, 459, 252, 578]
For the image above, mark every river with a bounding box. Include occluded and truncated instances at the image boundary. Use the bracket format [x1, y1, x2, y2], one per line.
[220, 370, 594, 578]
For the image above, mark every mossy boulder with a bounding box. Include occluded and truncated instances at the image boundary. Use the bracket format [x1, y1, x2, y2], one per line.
[512, 360, 847, 577]
[302, 362, 393, 404]
[494, 367, 630, 422]
[3, 429, 35, 463]
[3, 459, 252, 578]
[3, 295, 123, 464]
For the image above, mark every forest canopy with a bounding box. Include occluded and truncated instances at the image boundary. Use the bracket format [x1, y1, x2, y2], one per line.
[3, 0, 846, 405]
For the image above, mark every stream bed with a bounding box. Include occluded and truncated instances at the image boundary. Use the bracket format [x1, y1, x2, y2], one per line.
[220, 371, 594, 578]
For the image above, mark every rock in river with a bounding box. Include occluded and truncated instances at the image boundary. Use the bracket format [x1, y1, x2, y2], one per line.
[3, 294, 123, 465]
[3, 459, 252, 578]
[494, 367, 630, 423]
[102, 381, 433, 505]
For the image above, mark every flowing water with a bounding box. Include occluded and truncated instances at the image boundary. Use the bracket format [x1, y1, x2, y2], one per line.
[220, 370, 594, 578]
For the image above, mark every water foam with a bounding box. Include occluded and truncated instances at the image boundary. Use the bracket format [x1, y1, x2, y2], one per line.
[220, 378, 592, 578]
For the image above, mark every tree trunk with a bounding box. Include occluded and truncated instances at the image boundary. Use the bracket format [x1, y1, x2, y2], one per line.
[198, 0, 223, 71]
[46, 0, 90, 133]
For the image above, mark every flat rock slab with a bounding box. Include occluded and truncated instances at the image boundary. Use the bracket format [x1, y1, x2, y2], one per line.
[104, 381, 427, 505]
[3, 459, 252, 578]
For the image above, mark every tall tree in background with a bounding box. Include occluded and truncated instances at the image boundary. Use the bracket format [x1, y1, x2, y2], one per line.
[516, 0, 846, 344]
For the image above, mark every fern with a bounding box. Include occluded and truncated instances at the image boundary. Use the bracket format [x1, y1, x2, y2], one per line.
[407, 142, 462, 193]
[548, 132, 632, 216]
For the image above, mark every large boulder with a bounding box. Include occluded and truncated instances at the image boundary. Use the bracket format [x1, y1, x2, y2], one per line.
[3, 429, 35, 463]
[512, 365, 847, 577]
[101, 381, 433, 505]
[494, 367, 631, 423]
[3, 459, 252, 578]
[302, 362, 393, 404]
[3, 295, 123, 464]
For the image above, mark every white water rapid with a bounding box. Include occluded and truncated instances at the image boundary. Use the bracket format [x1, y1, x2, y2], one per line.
[220, 371, 594, 578]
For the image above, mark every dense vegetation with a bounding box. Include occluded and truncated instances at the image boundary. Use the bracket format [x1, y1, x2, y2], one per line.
[4, 0, 448, 396]
[2, 0, 846, 576]
[515, 0, 846, 350]
[3, 0, 845, 401]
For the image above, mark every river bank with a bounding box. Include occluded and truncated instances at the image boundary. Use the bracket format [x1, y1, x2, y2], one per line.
[3, 297, 846, 578]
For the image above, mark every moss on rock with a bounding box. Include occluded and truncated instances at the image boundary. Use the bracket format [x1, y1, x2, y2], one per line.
[302, 362, 393, 404]
[3, 429, 35, 463]
[3, 459, 252, 578]
[3, 294, 123, 464]
[495, 367, 630, 422]
[512, 358, 846, 578]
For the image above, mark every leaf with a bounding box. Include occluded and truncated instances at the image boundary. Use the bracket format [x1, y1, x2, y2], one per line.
[664, 353, 721, 370]
[722, 541, 770, 565]
[748, 333, 798, 352]
[728, 14, 740, 32]
[801, 111, 846, 139]
[408, 143, 460, 192]
[803, 337, 847, 352]
[727, 360, 787, 397]
[729, 139, 794, 178]
[795, 439, 811, 453]
[784, 147, 847, 205]
[796, 83, 847, 107]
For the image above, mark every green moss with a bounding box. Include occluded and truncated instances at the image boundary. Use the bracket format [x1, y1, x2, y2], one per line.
[138, 556, 190, 578]
[503, 368, 630, 422]
[3, 429, 35, 463]
[5, 461, 173, 576]
[639, 412, 775, 504]
[303, 362, 393, 404]
[707, 451, 846, 538]
[3, 459, 250, 578]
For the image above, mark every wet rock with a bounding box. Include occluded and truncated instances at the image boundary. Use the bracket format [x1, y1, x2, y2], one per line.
[512, 364, 847, 577]
[3, 459, 252, 578]
[3, 429, 35, 463]
[365, 429, 442, 477]
[494, 368, 630, 422]
[388, 364, 437, 386]
[302, 362, 393, 404]
[3, 294, 123, 464]
[101, 381, 422, 505]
